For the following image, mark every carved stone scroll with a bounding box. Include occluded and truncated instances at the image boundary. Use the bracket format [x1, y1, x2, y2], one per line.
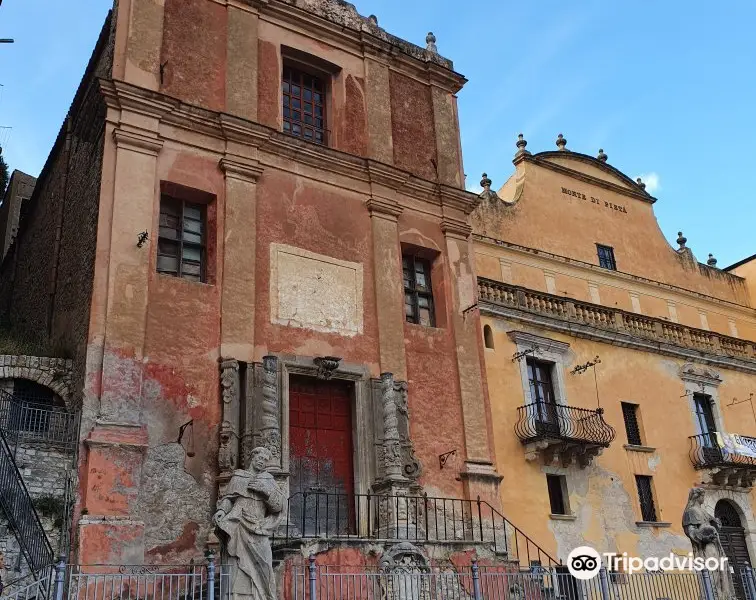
[258, 356, 281, 469]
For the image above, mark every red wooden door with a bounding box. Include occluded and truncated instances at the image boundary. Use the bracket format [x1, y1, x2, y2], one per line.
[289, 376, 354, 536]
[289, 376, 354, 495]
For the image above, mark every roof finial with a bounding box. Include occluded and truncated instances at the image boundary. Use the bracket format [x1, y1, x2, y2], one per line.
[515, 133, 530, 156]
[597, 149, 608, 162]
[636, 177, 647, 191]
[480, 173, 492, 191]
[425, 32, 438, 54]
[368, 14, 378, 26]
[707, 254, 718, 267]
[556, 133, 567, 151]
[677, 231, 687, 249]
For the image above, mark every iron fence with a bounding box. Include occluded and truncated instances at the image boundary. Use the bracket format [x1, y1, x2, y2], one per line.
[515, 402, 616, 447]
[290, 560, 756, 600]
[277, 491, 560, 568]
[0, 390, 79, 452]
[65, 559, 229, 600]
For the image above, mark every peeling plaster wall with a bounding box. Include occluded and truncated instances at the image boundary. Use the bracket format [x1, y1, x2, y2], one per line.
[483, 314, 756, 562]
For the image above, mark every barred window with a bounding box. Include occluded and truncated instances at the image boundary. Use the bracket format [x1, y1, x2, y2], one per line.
[635, 475, 658, 522]
[282, 65, 326, 145]
[403, 254, 435, 327]
[621, 402, 642, 446]
[596, 244, 616, 270]
[157, 196, 206, 282]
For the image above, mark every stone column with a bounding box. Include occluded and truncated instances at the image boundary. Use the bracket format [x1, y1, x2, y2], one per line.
[219, 158, 263, 361]
[258, 355, 281, 470]
[219, 358, 241, 481]
[367, 198, 407, 379]
[441, 218, 502, 503]
[226, 2, 263, 121]
[78, 126, 163, 565]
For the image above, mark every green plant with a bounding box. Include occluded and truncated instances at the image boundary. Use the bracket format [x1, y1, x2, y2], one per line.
[32, 494, 65, 528]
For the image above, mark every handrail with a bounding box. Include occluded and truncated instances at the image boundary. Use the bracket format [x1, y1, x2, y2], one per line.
[478, 277, 756, 361]
[277, 491, 560, 567]
[689, 433, 756, 469]
[0, 389, 79, 451]
[515, 402, 616, 446]
[0, 426, 53, 575]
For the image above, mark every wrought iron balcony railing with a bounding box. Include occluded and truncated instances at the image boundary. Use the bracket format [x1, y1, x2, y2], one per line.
[515, 402, 616, 447]
[276, 491, 560, 568]
[689, 433, 756, 469]
[478, 277, 756, 362]
[0, 389, 79, 451]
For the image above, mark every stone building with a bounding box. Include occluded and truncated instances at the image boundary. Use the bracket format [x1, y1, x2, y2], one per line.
[473, 135, 756, 582]
[0, 169, 36, 262]
[0, 0, 524, 583]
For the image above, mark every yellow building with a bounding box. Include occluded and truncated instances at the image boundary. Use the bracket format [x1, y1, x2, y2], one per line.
[472, 134, 756, 575]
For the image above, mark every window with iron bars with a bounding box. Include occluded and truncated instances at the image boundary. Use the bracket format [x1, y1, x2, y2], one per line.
[403, 254, 435, 327]
[596, 244, 617, 270]
[282, 65, 326, 145]
[635, 475, 658, 522]
[157, 195, 206, 282]
[621, 402, 643, 446]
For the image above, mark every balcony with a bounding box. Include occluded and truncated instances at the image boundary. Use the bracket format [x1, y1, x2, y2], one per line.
[515, 402, 616, 467]
[689, 433, 756, 487]
[478, 278, 756, 368]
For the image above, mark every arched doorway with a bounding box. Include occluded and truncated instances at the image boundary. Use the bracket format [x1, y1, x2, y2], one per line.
[716, 500, 752, 598]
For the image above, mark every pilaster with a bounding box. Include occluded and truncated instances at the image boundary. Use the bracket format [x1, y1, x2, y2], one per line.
[430, 86, 462, 187]
[219, 157, 264, 361]
[364, 59, 394, 164]
[115, 0, 166, 91]
[367, 198, 407, 379]
[226, 2, 261, 120]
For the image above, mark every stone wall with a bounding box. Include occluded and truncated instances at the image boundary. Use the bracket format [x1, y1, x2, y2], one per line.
[0, 443, 72, 582]
[0, 12, 115, 407]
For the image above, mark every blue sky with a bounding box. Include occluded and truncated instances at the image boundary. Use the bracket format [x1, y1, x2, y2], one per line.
[1, 1, 754, 266]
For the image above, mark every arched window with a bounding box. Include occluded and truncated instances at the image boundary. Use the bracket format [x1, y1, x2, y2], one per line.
[484, 325, 495, 349]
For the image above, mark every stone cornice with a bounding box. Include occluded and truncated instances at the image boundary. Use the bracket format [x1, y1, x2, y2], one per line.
[441, 218, 472, 240]
[112, 129, 163, 156]
[514, 151, 655, 204]
[479, 279, 756, 376]
[474, 234, 754, 320]
[507, 331, 570, 355]
[101, 78, 480, 216]
[365, 198, 403, 220]
[220, 157, 264, 182]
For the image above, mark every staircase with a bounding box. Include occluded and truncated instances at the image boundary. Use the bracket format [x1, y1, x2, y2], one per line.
[0, 426, 54, 575]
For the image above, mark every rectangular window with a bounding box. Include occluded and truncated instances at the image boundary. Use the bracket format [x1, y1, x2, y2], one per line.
[546, 474, 569, 515]
[693, 393, 717, 435]
[596, 244, 617, 270]
[621, 402, 642, 446]
[282, 65, 326, 145]
[527, 358, 559, 435]
[403, 254, 435, 327]
[635, 475, 658, 522]
[157, 195, 206, 282]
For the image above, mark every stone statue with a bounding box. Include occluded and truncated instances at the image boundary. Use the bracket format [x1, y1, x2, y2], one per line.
[682, 488, 736, 600]
[214, 447, 284, 600]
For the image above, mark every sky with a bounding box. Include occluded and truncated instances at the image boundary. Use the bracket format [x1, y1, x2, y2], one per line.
[0, 1, 754, 266]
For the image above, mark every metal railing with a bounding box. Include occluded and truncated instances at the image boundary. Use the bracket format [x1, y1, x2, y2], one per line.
[0, 427, 53, 575]
[292, 559, 756, 600]
[515, 402, 616, 446]
[689, 433, 756, 469]
[66, 557, 229, 600]
[478, 277, 756, 361]
[277, 491, 560, 568]
[0, 390, 79, 452]
[0, 566, 53, 600]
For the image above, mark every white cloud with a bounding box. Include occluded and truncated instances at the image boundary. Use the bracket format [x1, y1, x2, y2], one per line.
[636, 172, 660, 194]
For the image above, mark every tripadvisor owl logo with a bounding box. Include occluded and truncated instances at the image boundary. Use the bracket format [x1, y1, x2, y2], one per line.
[567, 546, 602, 580]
